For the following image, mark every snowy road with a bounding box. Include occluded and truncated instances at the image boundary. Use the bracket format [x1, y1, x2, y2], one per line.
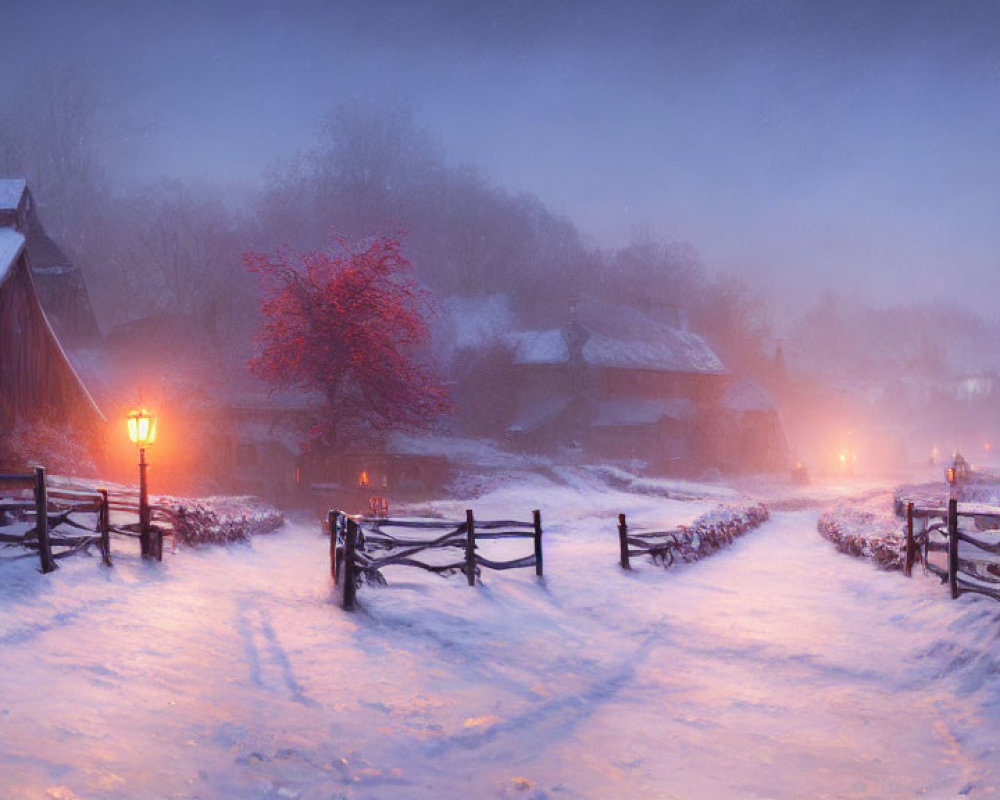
[1, 484, 998, 799]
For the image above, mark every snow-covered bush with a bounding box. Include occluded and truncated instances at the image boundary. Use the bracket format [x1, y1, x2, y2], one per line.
[818, 495, 903, 570]
[643, 501, 770, 568]
[155, 496, 283, 546]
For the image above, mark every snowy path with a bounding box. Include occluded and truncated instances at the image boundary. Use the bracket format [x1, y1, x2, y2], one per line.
[1, 497, 998, 799]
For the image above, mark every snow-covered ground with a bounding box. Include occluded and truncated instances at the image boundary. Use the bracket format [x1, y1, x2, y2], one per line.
[1, 472, 998, 799]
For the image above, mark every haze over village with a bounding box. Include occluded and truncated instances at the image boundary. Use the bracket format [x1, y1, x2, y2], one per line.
[1, 2, 1000, 799]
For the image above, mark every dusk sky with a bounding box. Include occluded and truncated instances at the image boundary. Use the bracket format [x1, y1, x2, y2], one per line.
[4, 0, 1000, 317]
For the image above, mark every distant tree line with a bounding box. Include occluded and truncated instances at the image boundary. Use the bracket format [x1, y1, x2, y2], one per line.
[0, 68, 774, 424]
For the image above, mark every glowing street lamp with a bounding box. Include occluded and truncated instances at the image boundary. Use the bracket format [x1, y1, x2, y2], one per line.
[127, 406, 158, 559]
[127, 407, 157, 448]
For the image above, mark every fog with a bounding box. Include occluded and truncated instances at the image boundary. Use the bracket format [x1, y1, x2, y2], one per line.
[3, 0, 1000, 487]
[4, 0, 1000, 314]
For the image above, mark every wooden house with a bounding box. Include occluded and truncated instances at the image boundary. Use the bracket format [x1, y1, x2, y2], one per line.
[506, 301, 787, 474]
[506, 302, 727, 471]
[0, 212, 104, 454]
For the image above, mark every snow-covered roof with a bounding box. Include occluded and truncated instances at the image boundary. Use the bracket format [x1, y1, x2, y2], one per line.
[582, 329, 724, 373]
[0, 179, 26, 212]
[0, 227, 26, 286]
[510, 329, 570, 365]
[508, 304, 726, 375]
[721, 378, 778, 412]
[592, 398, 694, 427]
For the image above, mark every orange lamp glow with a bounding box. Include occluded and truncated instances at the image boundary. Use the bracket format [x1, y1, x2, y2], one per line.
[126, 407, 158, 447]
[358, 470, 370, 487]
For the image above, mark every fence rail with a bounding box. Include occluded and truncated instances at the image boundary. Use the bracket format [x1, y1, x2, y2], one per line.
[617, 513, 687, 569]
[905, 499, 1000, 602]
[0, 468, 177, 571]
[328, 509, 543, 610]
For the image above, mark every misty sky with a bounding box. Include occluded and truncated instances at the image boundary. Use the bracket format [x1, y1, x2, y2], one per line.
[4, 0, 1000, 316]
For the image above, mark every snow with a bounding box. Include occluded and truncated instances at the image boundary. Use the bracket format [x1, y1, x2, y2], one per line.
[0, 178, 26, 212]
[0, 227, 25, 285]
[508, 326, 727, 375]
[441, 293, 514, 352]
[582, 328, 725, 374]
[1, 473, 998, 799]
[509, 328, 569, 365]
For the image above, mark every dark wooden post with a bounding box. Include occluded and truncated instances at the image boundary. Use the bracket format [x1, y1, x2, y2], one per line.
[152, 509, 163, 562]
[947, 498, 959, 599]
[904, 502, 915, 577]
[342, 517, 358, 611]
[329, 510, 339, 586]
[532, 509, 543, 577]
[98, 489, 112, 567]
[618, 513, 631, 570]
[33, 466, 56, 574]
[465, 509, 477, 586]
[138, 447, 150, 558]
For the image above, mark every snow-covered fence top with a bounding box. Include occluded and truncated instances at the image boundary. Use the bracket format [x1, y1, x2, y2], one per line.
[327, 509, 543, 610]
[616, 502, 770, 570]
[903, 500, 1000, 603]
[1, 467, 110, 573]
[3, 467, 284, 573]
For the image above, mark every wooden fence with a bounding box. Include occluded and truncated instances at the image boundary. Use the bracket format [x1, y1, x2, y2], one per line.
[617, 513, 687, 569]
[904, 499, 1000, 602]
[327, 509, 543, 610]
[0, 467, 111, 572]
[0, 467, 176, 571]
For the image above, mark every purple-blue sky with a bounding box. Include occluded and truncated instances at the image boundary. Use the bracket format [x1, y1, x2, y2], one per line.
[4, 0, 1000, 317]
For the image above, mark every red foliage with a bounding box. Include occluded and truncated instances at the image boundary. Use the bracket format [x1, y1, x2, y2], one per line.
[245, 233, 450, 446]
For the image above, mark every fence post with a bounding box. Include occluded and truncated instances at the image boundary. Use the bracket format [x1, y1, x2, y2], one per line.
[33, 466, 56, 574]
[343, 516, 358, 611]
[329, 510, 339, 586]
[618, 513, 631, 570]
[904, 502, 915, 577]
[948, 498, 959, 599]
[465, 509, 477, 587]
[533, 509, 543, 577]
[98, 488, 112, 567]
[153, 514, 163, 562]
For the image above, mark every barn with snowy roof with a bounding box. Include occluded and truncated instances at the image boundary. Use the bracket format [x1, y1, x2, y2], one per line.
[504, 302, 728, 471]
[1, 183, 105, 465]
[505, 301, 787, 473]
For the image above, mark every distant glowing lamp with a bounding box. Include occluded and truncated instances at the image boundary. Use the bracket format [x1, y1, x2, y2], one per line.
[126, 405, 158, 559]
[947, 466, 956, 485]
[358, 470, 370, 487]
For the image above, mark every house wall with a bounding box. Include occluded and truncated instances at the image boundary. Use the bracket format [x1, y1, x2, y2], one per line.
[0, 251, 103, 433]
[590, 368, 724, 405]
[588, 418, 695, 468]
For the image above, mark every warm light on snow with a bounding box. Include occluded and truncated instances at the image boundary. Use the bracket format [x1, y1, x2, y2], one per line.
[0, 472, 997, 798]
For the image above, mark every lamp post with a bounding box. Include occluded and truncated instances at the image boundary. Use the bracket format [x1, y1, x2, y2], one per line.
[127, 406, 158, 558]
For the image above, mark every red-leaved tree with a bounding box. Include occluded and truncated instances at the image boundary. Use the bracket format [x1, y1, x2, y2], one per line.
[245, 233, 450, 447]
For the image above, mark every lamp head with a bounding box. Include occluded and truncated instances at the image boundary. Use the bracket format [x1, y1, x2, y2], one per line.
[127, 407, 158, 447]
